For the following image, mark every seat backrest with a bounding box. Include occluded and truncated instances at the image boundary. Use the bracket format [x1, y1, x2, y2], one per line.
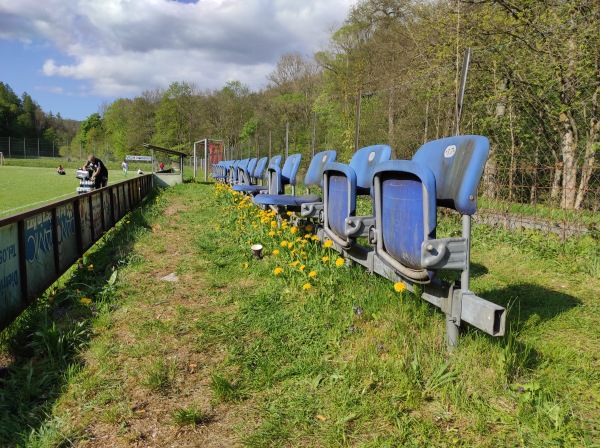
[270, 155, 282, 169]
[349, 144, 393, 194]
[253, 157, 268, 179]
[281, 153, 302, 186]
[412, 135, 489, 215]
[236, 158, 249, 183]
[228, 160, 240, 183]
[268, 154, 302, 194]
[247, 158, 258, 178]
[304, 150, 337, 188]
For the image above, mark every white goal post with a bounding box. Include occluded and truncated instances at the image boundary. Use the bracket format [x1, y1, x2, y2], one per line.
[0, 152, 4, 166]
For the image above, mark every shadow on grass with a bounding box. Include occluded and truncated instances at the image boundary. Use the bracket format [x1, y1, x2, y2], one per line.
[480, 282, 580, 327]
[0, 190, 158, 446]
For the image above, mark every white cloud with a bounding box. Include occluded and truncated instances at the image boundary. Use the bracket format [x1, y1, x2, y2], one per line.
[0, 0, 358, 97]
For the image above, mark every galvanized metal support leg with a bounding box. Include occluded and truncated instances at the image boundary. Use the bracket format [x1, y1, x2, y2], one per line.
[446, 314, 459, 348]
[446, 215, 472, 348]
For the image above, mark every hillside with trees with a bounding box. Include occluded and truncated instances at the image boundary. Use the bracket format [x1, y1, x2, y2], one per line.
[0, 82, 79, 147]
[3, 0, 598, 212]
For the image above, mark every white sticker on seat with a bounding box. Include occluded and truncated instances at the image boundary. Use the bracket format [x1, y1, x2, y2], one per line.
[444, 145, 456, 158]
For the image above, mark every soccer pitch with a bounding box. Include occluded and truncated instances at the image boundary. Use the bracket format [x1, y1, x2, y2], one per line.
[0, 166, 134, 218]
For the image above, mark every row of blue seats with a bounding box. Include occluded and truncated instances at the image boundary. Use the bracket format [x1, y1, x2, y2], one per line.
[211, 136, 505, 346]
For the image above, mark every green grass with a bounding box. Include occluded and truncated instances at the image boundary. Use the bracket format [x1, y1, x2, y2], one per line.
[0, 181, 598, 447]
[0, 164, 147, 217]
[478, 196, 598, 229]
[170, 406, 213, 427]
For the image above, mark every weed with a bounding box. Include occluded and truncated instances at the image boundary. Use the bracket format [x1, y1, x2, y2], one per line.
[210, 374, 246, 403]
[171, 406, 213, 427]
[142, 358, 177, 394]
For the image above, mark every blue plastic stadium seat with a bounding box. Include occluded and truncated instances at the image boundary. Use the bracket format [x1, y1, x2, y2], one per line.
[233, 155, 282, 194]
[257, 153, 303, 197]
[253, 150, 337, 211]
[212, 160, 231, 181]
[232, 156, 263, 190]
[322, 144, 392, 248]
[231, 159, 250, 185]
[372, 135, 489, 282]
[243, 158, 258, 184]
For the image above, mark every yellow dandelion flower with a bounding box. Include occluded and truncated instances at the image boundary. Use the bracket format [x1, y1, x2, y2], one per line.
[299, 265, 305, 272]
[244, 263, 249, 269]
[268, 230, 276, 236]
[274, 267, 284, 276]
[52, 290, 56, 296]
[335, 258, 345, 267]
[322, 256, 330, 263]
[323, 240, 333, 248]
[304, 234, 311, 239]
[308, 271, 317, 278]
[394, 282, 406, 293]
[281, 240, 288, 247]
[311, 235, 320, 241]
[287, 242, 293, 249]
[271, 221, 277, 228]
[272, 249, 280, 255]
[287, 211, 293, 216]
[290, 226, 298, 234]
[302, 283, 312, 291]
[80, 297, 92, 305]
[87, 264, 94, 271]
[290, 260, 300, 267]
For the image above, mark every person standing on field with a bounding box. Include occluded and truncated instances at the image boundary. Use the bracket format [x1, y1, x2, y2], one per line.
[86, 155, 109, 188]
[122, 159, 128, 176]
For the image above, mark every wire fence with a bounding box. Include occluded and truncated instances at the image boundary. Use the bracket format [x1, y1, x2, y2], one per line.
[465, 46, 600, 240]
[0, 137, 115, 162]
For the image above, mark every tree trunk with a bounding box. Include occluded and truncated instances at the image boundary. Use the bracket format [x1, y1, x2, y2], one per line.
[574, 131, 598, 210]
[574, 91, 599, 209]
[550, 158, 562, 202]
[508, 103, 516, 202]
[559, 117, 578, 209]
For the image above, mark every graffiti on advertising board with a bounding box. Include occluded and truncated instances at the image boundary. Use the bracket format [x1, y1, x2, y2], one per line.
[0, 223, 22, 318]
[57, 204, 78, 272]
[24, 211, 56, 300]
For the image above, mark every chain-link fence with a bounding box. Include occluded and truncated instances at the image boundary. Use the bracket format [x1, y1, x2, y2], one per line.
[0, 137, 117, 163]
[0, 136, 88, 161]
[465, 46, 600, 239]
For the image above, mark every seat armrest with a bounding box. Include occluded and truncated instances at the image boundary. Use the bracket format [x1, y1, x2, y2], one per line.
[301, 201, 323, 219]
[345, 215, 375, 239]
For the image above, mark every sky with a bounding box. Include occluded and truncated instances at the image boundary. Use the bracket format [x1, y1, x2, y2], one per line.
[0, 0, 358, 121]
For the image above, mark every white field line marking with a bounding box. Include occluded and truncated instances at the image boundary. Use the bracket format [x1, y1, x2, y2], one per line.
[1, 192, 75, 216]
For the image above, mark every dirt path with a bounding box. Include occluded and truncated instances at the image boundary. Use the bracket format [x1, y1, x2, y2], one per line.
[54, 186, 253, 447]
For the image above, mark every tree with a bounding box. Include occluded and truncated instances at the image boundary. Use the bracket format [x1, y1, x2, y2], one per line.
[80, 113, 104, 155]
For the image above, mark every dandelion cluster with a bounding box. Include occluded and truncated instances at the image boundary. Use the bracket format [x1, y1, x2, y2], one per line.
[213, 182, 365, 294]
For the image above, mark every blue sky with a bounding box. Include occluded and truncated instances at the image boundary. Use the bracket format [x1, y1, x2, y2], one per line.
[0, 0, 358, 121]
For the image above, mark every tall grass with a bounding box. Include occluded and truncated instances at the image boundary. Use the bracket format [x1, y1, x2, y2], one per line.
[0, 181, 597, 447]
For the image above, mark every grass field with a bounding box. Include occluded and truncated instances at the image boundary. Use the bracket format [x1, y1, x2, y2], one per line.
[0, 164, 147, 218]
[0, 181, 598, 446]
